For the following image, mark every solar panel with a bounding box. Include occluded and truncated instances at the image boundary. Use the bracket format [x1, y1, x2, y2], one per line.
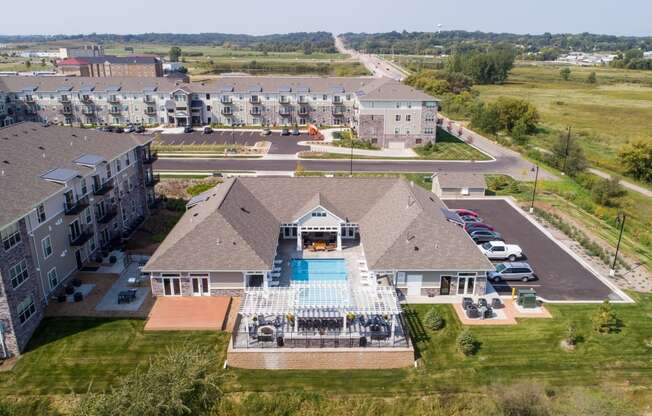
[40, 168, 81, 184]
[74, 154, 106, 167]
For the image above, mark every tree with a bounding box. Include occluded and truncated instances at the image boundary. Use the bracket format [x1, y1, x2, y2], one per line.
[470, 101, 500, 134]
[586, 71, 597, 84]
[491, 97, 539, 133]
[24, 59, 31, 69]
[590, 176, 624, 206]
[592, 300, 619, 334]
[619, 140, 652, 183]
[551, 132, 587, 176]
[424, 307, 444, 330]
[560, 67, 571, 81]
[565, 323, 579, 346]
[456, 329, 478, 356]
[169, 46, 182, 62]
[511, 118, 529, 145]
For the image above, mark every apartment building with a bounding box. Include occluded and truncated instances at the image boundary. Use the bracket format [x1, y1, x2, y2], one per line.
[57, 56, 163, 78]
[0, 123, 156, 358]
[59, 45, 105, 59]
[0, 75, 439, 148]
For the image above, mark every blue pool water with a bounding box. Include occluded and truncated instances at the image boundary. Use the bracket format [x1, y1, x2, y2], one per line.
[291, 259, 347, 282]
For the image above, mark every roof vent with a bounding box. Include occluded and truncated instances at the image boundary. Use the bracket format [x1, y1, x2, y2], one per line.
[71, 134, 77, 137]
[240, 207, 250, 214]
[2, 160, 9, 165]
[38, 146, 45, 150]
[413, 246, 419, 251]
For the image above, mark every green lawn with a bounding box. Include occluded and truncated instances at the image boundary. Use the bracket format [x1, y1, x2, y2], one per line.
[413, 127, 492, 160]
[0, 318, 227, 395]
[474, 65, 652, 173]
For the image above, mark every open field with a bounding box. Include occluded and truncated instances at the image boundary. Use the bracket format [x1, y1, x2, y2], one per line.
[3, 294, 652, 411]
[474, 65, 652, 175]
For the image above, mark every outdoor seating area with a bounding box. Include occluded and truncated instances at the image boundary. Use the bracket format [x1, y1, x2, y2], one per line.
[118, 289, 138, 304]
[462, 296, 503, 319]
[305, 240, 337, 252]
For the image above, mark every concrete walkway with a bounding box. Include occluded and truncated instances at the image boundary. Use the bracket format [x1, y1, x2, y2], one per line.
[307, 143, 418, 158]
[588, 168, 652, 198]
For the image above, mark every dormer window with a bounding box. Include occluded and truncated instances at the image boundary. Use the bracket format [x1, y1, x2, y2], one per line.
[311, 211, 327, 217]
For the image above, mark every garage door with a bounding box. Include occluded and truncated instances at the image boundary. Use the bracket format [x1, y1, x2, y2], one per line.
[407, 274, 422, 296]
[388, 141, 405, 150]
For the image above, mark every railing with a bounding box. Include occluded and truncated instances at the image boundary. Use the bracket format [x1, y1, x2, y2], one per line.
[92, 178, 114, 195]
[82, 107, 94, 115]
[221, 108, 233, 115]
[96, 207, 118, 224]
[60, 107, 73, 115]
[298, 97, 308, 104]
[220, 97, 232, 104]
[143, 97, 156, 104]
[249, 97, 261, 104]
[279, 97, 290, 104]
[145, 173, 160, 187]
[63, 196, 89, 215]
[279, 108, 291, 116]
[298, 107, 310, 115]
[332, 106, 345, 116]
[108, 97, 120, 104]
[69, 226, 94, 246]
[59, 96, 70, 103]
[250, 108, 262, 116]
[142, 152, 158, 164]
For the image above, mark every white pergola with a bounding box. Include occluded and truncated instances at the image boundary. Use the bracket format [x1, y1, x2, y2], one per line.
[239, 282, 402, 335]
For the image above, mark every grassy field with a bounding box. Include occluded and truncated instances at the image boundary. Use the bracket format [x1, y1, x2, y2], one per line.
[474, 65, 652, 174]
[414, 127, 491, 160]
[3, 295, 652, 409]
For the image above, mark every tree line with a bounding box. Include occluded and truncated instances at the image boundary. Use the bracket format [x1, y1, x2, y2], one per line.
[0, 32, 337, 54]
[341, 30, 652, 56]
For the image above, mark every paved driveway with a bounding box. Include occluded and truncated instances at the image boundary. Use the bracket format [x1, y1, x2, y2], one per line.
[445, 199, 619, 301]
[156, 131, 309, 154]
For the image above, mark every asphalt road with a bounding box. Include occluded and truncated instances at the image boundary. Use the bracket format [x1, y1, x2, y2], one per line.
[157, 131, 310, 154]
[445, 200, 618, 301]
[335, 36, 406, 81]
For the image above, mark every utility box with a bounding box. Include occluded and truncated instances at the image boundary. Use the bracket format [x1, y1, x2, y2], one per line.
[517, 288, 537, 309]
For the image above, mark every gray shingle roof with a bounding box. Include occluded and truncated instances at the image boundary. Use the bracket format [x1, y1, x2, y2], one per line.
[144, 177, 492, 273]
[434, 172, 486, 189]
[0, 122, 152, 228]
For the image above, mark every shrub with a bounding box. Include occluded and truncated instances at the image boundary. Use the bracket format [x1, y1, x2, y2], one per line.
[493, 383, 551, 416]
[618, 140, 652, 183]
[0, 397, 60, 416]
[592, 300, 620, 334]
[165, 198, 187, 212]
[587, 71, 597, 84]
[566, 323, 579, 346]
[424, 307, 445, 330]
[186, 181, 220, 197]
[560, 67, 571, 81]
[456, 329, 478, 356]
[75, 345, 224, 416]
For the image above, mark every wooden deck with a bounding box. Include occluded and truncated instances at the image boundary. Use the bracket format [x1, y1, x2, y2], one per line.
[144, 297, 231, 331]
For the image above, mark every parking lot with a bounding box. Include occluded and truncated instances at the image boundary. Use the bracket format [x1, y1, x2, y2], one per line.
[154, 130, 310, 154]
[445, 199, 621, 301]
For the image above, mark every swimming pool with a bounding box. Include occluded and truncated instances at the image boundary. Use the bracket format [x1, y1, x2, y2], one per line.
[291, 259, 347, 282]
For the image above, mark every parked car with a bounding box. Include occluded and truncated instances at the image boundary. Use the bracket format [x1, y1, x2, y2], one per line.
[261, 128, 272, 136]
[113, 126, 124, 133]
[465, 223, 495, 232]
[134, 125, 146, 133]
[454, 208, 480, 218]
[291, 127, 300, 136]
[280, 128, 290, 136]
[460, 215, 483, 224]
[184, 125, 194, 133]
[478, 241, 523, 261]
[469, 229, 503, 244]
[123, 125, 135, 133]
[488, 262, 535, 282]
[203, 126, 213, 134]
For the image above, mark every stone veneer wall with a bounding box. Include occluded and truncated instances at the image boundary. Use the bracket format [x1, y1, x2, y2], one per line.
[0, 219, 46, 357]
[227, 344, 414, 370]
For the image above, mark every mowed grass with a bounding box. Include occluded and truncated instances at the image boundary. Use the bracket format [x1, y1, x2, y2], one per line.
[474, 65, 652, 173]
[414, 127, 492, 160]
[3, 295, 652, 401]
[0, 318, 227, 395]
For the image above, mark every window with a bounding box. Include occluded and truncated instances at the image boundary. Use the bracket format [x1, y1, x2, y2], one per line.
[206, 93, 211, 100]
[311, 211, 327, 217]
[116, 159, 121, 172]
[106, 164, 112, 179]
[84, 207, 92, 224]
[415, 139, 422, 145]
[17, 295, 36, 325]
[206, 105, 211, 111]
[395, 114, 401, 121]
[394, 128, 400, 134]
[424, 127, 434, 134]
[36, 204, 46, 224]
[41, 236, 53, 258]
[9, 260, 29, 289]
[125, 152, 131, 166]
[1, 222, 22, 251]
[47, 267, 58, 290]
[322, 95, 327, 100]
[425, 114, 435, 122]
[80, 178, 88, 195]
[406, 115, 411, 122]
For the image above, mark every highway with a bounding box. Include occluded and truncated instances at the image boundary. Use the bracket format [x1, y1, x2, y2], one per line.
[334, 36, 407, 81]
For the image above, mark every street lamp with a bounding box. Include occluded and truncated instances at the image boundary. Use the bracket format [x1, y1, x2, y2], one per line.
[610, 212, 626, 277]
[529, 164, 539, 214]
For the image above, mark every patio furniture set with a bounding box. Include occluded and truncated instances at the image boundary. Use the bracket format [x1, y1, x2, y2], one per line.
[118, 289, 138, 304]
[463, 297, 503, 320]
[305, 241, 337, 252]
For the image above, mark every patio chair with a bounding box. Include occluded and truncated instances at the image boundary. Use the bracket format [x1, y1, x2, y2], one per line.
[483, 306, 493, 319]
[478, 298, 488, 308]
[269, 280, 279, 287]
[491, 298, 503, 309]
[466, 305, 480, 319]
[274, 259, 283, 265]
[462, 297, 474, 310]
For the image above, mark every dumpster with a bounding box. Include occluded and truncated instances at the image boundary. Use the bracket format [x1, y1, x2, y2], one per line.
[517, 288, 537, 308]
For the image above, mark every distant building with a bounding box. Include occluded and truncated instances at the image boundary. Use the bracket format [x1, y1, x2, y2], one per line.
[556, 52, 617, 66]
[57, 56, 163, 78]
[59, 45, 105, 59]
[162, 62, 184, 73]
[432, 172, 486, 198]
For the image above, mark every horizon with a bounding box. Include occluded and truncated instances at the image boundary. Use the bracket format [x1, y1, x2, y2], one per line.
[2, 0, 651, 38]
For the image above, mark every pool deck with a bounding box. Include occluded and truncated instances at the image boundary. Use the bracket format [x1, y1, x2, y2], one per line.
[275, 239, 366, 289]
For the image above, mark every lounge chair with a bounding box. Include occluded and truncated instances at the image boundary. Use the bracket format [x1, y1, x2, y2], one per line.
[274, 259, 283, 265]
[491, 298, 503, 309]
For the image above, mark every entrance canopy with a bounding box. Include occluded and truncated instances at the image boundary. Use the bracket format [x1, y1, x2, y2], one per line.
[240, 282, 401, 317]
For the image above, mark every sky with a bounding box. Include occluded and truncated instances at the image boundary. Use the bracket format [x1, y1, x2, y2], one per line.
[2, 0, 651, 37]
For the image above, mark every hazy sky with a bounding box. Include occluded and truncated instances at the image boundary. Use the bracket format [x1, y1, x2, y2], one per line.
[2, 0, 651, 37]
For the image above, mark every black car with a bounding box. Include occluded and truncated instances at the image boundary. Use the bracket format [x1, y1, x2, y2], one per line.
[280, 128, 290, 136]
[113, 126, 124, 133]
[203, 126, 213, 134]
[134, 125, 146, 133]
[184, 126, 194, 133]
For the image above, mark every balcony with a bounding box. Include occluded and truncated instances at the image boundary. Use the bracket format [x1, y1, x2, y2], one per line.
[143, 97, 156, 104]
[108, 96, 120, 104]
[145, 173, 160, 187]
[69, 226, 94, 246]
[145, 107, 157, 115]
[249, 96, 261, 104]
[109, 107, 121, 115]
[96, 207, 118, 224]
[64, 196, 89, 216]
[93, 178, 114, 196]
[279, 108, 291, 117]
[82, 106, 94, 115]
[143, 152, 158, 165]
[332, 106, 345, 116]
[24, 96, 35, 103]
[298, 97, 308, 104]
[59, 96, 71, 103]
[220, 97, 232, 104]
[279, 97, 290, 104]
[60, 106, 73, 115]
[221, 107, 233, 116]
[298, 106, 310, 116]
[332, 97, 343, 104]
[250, 107, 262, 116]
[81, 96, 93, 103]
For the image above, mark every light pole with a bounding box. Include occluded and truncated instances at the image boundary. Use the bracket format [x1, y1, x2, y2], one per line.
[529, 164, 539, 214]
[610, 213, 626, 277]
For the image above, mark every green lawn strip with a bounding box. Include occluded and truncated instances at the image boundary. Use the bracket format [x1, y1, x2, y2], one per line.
[227, 293, 652, 394]
[0, 318, 226, 395]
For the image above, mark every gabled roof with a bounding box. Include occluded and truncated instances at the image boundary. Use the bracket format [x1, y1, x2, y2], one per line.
[144, 177, 493, 273]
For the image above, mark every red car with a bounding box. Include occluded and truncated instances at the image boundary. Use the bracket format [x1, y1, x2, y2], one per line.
[453, 208, 479, 218]
[465, 223, 495, 232]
